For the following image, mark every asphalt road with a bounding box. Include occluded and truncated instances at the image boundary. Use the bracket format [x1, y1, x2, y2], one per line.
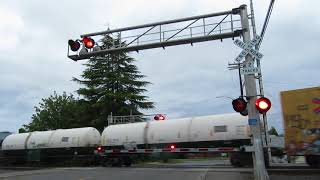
[0, 166, 319, 180]
[151, 159, 230, 168]
[0, 159, 319, 180]
[0, 167, 250, 180]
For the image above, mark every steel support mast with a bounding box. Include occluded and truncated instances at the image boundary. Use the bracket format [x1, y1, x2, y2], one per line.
[239, 5, 269, 180]
[249, 0, 273, 166]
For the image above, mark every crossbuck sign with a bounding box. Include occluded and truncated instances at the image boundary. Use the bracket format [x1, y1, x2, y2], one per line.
[234, 35, 263, 62]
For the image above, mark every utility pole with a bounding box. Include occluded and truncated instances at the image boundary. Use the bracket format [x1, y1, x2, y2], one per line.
[239, 5, 269, 180]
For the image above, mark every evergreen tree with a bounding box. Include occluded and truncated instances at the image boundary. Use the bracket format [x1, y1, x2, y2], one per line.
[73, 35, 154, 131]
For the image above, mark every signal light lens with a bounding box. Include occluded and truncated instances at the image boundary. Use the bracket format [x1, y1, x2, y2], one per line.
[232, 98, 247, 112]
[154, 114, 166, 120]
[96, 146, 104, 153]
[68, 39, 81, 51]
[255, 97, 271, 113]
[82, 37, 95, 49]
[170, 144, 176, 149]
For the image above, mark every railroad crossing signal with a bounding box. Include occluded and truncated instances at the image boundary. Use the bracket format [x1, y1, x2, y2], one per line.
[82, 37, 95, 49]
[234, 35, 263, 62]
[68, 40, 81, 51]
[255, 97, 272, 113]
[240, 61, 261, 75]
[232, 98, 248, 116]
[154, 114, 166, 120]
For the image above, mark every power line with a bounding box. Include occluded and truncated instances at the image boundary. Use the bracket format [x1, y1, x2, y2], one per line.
[257, 0, 275, 50]
[264, 81, 319, 87]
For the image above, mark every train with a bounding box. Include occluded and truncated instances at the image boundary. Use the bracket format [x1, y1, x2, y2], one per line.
[0, 113, 267, 167]
[98, 113, 254, 167]
[0, 132, 12, 146]
[0, 127, 100, 165]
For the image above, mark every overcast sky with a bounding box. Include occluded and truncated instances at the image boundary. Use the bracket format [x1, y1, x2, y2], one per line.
[0, 0, 319, 133]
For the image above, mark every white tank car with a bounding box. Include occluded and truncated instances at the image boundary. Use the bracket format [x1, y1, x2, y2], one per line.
[48, 127, 101, 148]
[2, 133, 30, 150]
[101, 113, 251, 148]
[27, 131, 54, 149]
[2, 127, 101, 151]
[101, 122, 146, 148]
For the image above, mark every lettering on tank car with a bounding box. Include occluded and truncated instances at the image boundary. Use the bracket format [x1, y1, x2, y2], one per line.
[214, 125, 227, 133]
[61, 137, 69, 142]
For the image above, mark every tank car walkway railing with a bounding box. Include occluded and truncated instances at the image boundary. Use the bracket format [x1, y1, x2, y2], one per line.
[107, 114, 166, 125]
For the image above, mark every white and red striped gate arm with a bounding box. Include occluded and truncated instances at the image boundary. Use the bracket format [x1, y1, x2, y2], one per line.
[101, 147, 240, 154]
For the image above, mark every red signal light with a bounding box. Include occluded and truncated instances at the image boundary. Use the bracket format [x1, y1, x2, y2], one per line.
[232, 98, 247, 113]
[82, 37, 95, 49]
[170, 144, 176, 149]
[96, 146, 104, 153]
[68, 39, 81, 51]
[255, 97, 271, 113]
[154, 114, 166, 120]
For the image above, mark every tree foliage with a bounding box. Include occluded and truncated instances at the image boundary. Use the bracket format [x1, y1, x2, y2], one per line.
[73, 35, 154, 131]
[23, 92, 87, 132]
[22, 35, 154, 132]
[268, 126, 279, 136]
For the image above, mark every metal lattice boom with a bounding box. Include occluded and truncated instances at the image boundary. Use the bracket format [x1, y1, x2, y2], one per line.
[68, 7, 244, 61]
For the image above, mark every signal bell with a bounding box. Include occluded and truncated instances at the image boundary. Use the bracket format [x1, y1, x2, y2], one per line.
[255, 97, 271, 113]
